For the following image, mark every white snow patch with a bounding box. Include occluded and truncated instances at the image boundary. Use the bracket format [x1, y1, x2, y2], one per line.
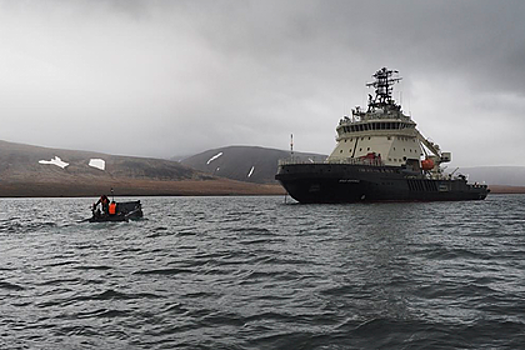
[247, 166, 255, 178]
[206, 152, 223, 165]
[89, 158, 106, 171]
[39, 156, 69, 169]
[216, 167, 220, 172]
[308, 158, 315, 163]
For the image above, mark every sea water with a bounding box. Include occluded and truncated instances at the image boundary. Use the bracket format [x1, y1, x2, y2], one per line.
[1, 195, 524, 349]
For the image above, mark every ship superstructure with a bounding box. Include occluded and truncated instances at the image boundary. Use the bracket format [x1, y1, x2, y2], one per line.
[275, 67, 489, 203]
[329, 68, 449, 175]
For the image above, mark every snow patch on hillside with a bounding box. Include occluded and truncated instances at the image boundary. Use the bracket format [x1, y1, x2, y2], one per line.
[89, 159, 105, 170]
[207, 152, 223, 165]
[39, 156, 69, 169]
[247, 166, 255, 178]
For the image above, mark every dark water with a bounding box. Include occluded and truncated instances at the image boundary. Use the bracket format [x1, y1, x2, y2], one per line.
[1, 195, 525, 349]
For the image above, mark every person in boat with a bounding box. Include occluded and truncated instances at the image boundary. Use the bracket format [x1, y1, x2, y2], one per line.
[92, 205, 102, 218]
[108, 200, 117, 216]
[94, 195, 110, 215]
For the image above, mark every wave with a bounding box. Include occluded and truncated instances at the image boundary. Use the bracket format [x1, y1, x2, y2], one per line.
[133, 268, 193, 276]
[0, 281, 25, 291]
[0, 220, 57, 234]
[74, 289, 164, 301]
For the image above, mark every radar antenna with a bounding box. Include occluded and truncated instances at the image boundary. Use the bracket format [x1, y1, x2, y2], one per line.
[366, 67, 402, 110]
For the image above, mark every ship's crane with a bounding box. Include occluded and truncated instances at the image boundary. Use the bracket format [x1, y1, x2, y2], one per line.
[416, 131, 442, 158]
[416, 130, 451, 176]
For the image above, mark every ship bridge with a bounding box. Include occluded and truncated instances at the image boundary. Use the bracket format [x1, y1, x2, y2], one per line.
[328, 68, 423, 167]
[330, 118, 423, 167]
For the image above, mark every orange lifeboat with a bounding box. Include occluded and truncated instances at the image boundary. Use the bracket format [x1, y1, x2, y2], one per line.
[421, 158, 435, 171]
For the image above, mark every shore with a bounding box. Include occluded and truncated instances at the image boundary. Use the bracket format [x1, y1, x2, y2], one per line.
[0, 179, 286, 198]
[487, 185, 525, 194]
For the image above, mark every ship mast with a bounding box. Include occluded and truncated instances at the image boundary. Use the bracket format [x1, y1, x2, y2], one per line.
[365, 67, 402, 111]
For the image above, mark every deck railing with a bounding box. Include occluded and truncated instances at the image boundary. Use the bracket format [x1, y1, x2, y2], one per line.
[278, 157, 385, 167]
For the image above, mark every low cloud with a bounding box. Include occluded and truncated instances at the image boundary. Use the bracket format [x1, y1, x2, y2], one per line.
[0, 0, 524, 166]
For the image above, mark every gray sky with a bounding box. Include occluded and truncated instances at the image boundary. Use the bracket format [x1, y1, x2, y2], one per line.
[1, 0, 524, 166]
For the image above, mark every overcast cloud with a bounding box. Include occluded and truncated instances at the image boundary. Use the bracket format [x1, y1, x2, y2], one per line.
[1, 0, 524, 166]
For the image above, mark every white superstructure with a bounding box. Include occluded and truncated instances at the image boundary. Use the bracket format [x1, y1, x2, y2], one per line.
[327, 67, 450, 176]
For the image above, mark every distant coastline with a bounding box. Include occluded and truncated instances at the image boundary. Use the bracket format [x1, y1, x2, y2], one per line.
[1, 139, 524, 198]
[486, 185, 525, 195]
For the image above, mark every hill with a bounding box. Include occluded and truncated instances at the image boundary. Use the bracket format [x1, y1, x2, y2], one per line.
[0, 140, 283, 197]
[179, 145, 326, 184]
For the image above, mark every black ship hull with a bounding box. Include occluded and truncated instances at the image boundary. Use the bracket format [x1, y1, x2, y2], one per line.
[275, 163, 489, 203]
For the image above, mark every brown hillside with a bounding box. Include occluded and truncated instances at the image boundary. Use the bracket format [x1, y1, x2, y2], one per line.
[488, 185, 525, 194]
[0, 140, 284, 197]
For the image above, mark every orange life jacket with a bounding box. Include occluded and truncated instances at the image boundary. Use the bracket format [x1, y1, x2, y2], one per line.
[109, 202, 117, 215]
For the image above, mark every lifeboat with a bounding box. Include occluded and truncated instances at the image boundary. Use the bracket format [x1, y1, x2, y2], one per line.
[360, 152, 379, 160]
[421, 158, 435, 171]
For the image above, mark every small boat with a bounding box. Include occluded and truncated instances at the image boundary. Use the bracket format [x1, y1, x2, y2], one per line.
[85, 200, 144, 223]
